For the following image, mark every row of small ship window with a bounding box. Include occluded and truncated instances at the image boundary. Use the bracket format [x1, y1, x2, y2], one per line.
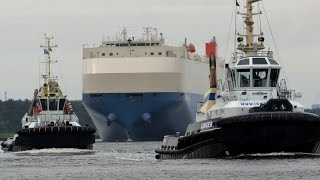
[101, 52, 163, 57]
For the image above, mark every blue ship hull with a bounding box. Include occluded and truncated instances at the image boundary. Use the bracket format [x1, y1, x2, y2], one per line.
[83, 92, 202, 141]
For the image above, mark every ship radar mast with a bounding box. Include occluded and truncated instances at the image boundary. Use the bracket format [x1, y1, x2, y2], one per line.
[121, 28, 128, 41]
[236, 0, 265, 55]
[40, 34, 58, 85]
[143, 27, 152, 41]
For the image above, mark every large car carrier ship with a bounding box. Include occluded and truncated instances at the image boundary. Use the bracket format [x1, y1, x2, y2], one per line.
[82, 28, 212, 141]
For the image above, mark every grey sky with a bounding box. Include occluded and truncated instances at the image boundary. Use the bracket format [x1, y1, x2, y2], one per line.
[0, 0, 319, 108]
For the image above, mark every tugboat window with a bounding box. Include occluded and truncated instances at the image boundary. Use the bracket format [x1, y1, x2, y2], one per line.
[59, 99, 66, 111]
[40, 99, 48, 111]
[252, 58, 268, 64]
[49, 99, 58, 111]
[237, 58, 249, 65]
[269, 59, 279, 65]
[231, 70, 237, 88]
[253, 69, 268, 87]
[269, 69, 280, 87]
[237, 69, 251, 87]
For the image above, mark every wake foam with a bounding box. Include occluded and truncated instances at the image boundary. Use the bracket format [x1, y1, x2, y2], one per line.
[13, 148, 95, 156]
[229, 152, 320, 159]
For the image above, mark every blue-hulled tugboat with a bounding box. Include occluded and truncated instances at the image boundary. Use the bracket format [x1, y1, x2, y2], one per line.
[155, 0, 320, 159]
[1, 35, 96, 152]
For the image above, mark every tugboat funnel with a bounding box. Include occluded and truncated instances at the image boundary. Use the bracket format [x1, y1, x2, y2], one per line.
[200, 37, 217, 113]
[200, 88, 217, 113]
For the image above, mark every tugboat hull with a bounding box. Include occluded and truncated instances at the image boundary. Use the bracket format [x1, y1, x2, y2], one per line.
[1, 126, 96, 152]
[221, 124, 320, 156]
[155, 112, 320, 159]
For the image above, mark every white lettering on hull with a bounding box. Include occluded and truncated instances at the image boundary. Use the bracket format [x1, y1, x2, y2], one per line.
[201, 121, 213, 130]
[239, 102, 264, 106]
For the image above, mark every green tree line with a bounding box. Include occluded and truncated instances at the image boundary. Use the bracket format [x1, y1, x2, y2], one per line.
[0, 99, 95, 133]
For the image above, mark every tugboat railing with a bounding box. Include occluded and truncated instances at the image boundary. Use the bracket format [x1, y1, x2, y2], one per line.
[232, 51, 273, 60]
[26, 113, 79, 123]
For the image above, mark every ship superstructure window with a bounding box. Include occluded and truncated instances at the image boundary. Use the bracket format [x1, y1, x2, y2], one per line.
[109, 53, 113, 56]
[269, 69, 280, 87]
[158, 52, 162, 55]
[113, 43, 129, 47]
[49, 99, 58, 111]
[102, 53, 105, 56]
[150, 52, 154, 55]
[40, 99, 48, 111]
[59, 99, 66, 111]
[238, 58, 249, 65]
[237, 69, 251, 87]
[252, 58, 268, 65]
[253, 69, 268, 87]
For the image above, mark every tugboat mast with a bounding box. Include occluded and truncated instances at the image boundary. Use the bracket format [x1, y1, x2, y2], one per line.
[237, 0, 265, 55]
[40, 34, 58, 85]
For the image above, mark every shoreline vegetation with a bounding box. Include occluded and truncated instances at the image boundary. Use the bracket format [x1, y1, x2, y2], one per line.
[0, 99, 97, 140]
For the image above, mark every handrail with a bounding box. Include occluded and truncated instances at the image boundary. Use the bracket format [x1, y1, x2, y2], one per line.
[232, 51, 273, 60]
[25, 113, 78, 122]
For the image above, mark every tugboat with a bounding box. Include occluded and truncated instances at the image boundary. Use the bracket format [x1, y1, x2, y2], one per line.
[1, 35, 96, 152]
[155, 0, 320, 159]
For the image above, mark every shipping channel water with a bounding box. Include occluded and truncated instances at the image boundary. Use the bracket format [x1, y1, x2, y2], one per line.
[1, 140, 320, 179]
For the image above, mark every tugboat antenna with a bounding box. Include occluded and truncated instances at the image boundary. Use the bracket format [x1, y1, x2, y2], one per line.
[40, 33, 58, 85]
[236, 0, 264, 54]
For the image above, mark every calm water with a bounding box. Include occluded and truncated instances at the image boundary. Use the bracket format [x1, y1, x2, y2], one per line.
[1, 140, 320, 180]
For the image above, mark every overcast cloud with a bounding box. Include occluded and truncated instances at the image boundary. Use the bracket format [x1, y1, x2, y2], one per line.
[0, 0, 319, 107]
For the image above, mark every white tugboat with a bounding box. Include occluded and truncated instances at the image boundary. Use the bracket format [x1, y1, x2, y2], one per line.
[1, 35, 96, 152]
[156, 0, 320, 159]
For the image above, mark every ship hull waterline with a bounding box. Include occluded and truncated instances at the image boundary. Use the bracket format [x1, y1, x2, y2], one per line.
[1, 126, 96, 152]
[155, 112, 320, 159]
